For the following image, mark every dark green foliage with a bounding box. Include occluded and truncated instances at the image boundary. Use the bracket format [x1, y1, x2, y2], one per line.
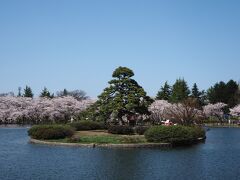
[23, 86, 34, 98]
[40, 87, 54, 98]
[28, 125, 74, 140]
[69, 121, 106, 131]
[191, 83, 201, 98]
[207, 80, 239, 107]
[95, 66, 153, 124]
[170, 79, 190, 103]
[135, 126, 150, 135]
[191, 83, 206, 106]
[156, 81, 172, 100]
[63, 89, 68, 96]
[108, 125, 134, 135]
[18, 87, 22, 97]
[144, 125, 205, 146]
[112, 66, 134, 78]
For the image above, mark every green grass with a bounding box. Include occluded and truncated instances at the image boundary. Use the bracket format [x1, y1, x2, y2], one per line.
[71, 135, 147, 144]
[46, 134, 147, 144]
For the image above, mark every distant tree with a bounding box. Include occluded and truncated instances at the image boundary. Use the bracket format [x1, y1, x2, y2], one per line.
[18, 87, 22, 97]
[207, 80, 239, 107]
[230, 104, 240, 117]
[165, 97, 203, 125]
[226, 80, 239, 107]
[23, 86, 34, 98]
[191, 83, 206, 106]
[68, 90, 88, 101]
[56, 89, 88, 101]
[170, 78, 190, 103]
[237, 83, 240, 104]
[156, 81, 172, 100]
[0, 96, 93, 124]
[40, 87, 54, 98]
[149, 100, 172, 124]
[191, 83, 201, 98]
[0, 92, 14, 97]
[203, 103, 227, 123]
[63, 89, 68, 96]
[95, 66, 153, 125]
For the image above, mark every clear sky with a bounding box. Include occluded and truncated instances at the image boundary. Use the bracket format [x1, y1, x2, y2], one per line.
[0, 0, 239, 98]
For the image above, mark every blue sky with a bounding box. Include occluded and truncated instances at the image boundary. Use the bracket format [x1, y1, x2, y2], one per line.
[0, 0, 239, 98]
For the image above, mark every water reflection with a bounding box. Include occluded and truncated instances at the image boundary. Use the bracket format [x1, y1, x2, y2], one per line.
[0, 127, 240, 180]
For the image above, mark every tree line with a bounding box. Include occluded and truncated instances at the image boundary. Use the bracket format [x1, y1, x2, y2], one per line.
[0, 86, 88, 101]
[156, 79, 240, 108]
[0, 66, 239, 125]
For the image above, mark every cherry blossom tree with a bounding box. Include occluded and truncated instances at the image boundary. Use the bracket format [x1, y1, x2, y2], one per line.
[164, 98, 203, 125]
[230, 104, 240, 117]
[0, 96, 93, 124]
[149, 100, 172, 124]
[149, 98, 203, 125]
[203, 103, 227, 122]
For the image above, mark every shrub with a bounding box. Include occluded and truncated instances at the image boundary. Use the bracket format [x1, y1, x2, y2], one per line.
[108, 125, 134, 135]
[69, 121, 106, 131]
[144, 125, 206, 146]
[28, 125, 74, 140]
[135, 126, 150, 135]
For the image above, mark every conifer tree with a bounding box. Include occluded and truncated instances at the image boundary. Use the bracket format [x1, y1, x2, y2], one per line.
[23, 86, 34, 98]
[156, 81, 172, 101]
[95, 66, 153, 124]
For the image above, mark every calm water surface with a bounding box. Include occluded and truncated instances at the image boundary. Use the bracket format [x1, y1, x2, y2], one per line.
[0, 127, 240, 180]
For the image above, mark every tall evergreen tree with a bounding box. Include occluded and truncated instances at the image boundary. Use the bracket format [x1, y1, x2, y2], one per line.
[191, 83, 201, 98]
[207, 80, 239, 107]
[226, 80, 239, 107]
[40, 87, 53, 98]
[63, 89, 68, 96]
[170, 78, 190, 103]
[95, 66, 153, 124]
[156, 81, 172, 100]
[23, 86, 34, 98]
[17, 87, 22, 97]
[191, 83, 206, 106]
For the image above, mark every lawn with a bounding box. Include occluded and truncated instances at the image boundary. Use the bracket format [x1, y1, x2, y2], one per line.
[48, 130, 147, 144]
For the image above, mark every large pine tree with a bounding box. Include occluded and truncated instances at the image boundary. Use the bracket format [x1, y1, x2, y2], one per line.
[96, 66, 153, 125]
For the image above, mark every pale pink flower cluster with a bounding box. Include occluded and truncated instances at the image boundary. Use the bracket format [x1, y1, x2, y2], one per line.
[230, 104, 240, 117]
[149, 100, 203, 125]
[203, 103, 227, 119]
[0, 96, 94, 124]
[149, 100, 172, 123]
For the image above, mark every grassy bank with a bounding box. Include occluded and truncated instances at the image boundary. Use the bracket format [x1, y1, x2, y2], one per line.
[48, 130, 147, 144]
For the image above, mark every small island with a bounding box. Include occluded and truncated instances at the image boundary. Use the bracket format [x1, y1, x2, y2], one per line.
[28, 67, 207, 148]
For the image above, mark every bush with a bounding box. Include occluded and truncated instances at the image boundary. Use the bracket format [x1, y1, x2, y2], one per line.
[144, 125, 206, 146]
[70, 121, 106, 131]
[28, 125, 74, 140]
[108, 125, 134, 135]
[135, 126, 150, 135]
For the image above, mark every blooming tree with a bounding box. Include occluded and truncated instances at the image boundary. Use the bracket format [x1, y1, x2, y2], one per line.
[149, 100, 172, 124]
[203, 103, 227, 121]
[230, 104, 240, 117]
[0, 96, 93, 124]
[164, 98, 204, 125]
[149, 98, 203, 125]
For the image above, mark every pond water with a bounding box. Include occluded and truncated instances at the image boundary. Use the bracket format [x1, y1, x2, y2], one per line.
[0, 127, 240, 180]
